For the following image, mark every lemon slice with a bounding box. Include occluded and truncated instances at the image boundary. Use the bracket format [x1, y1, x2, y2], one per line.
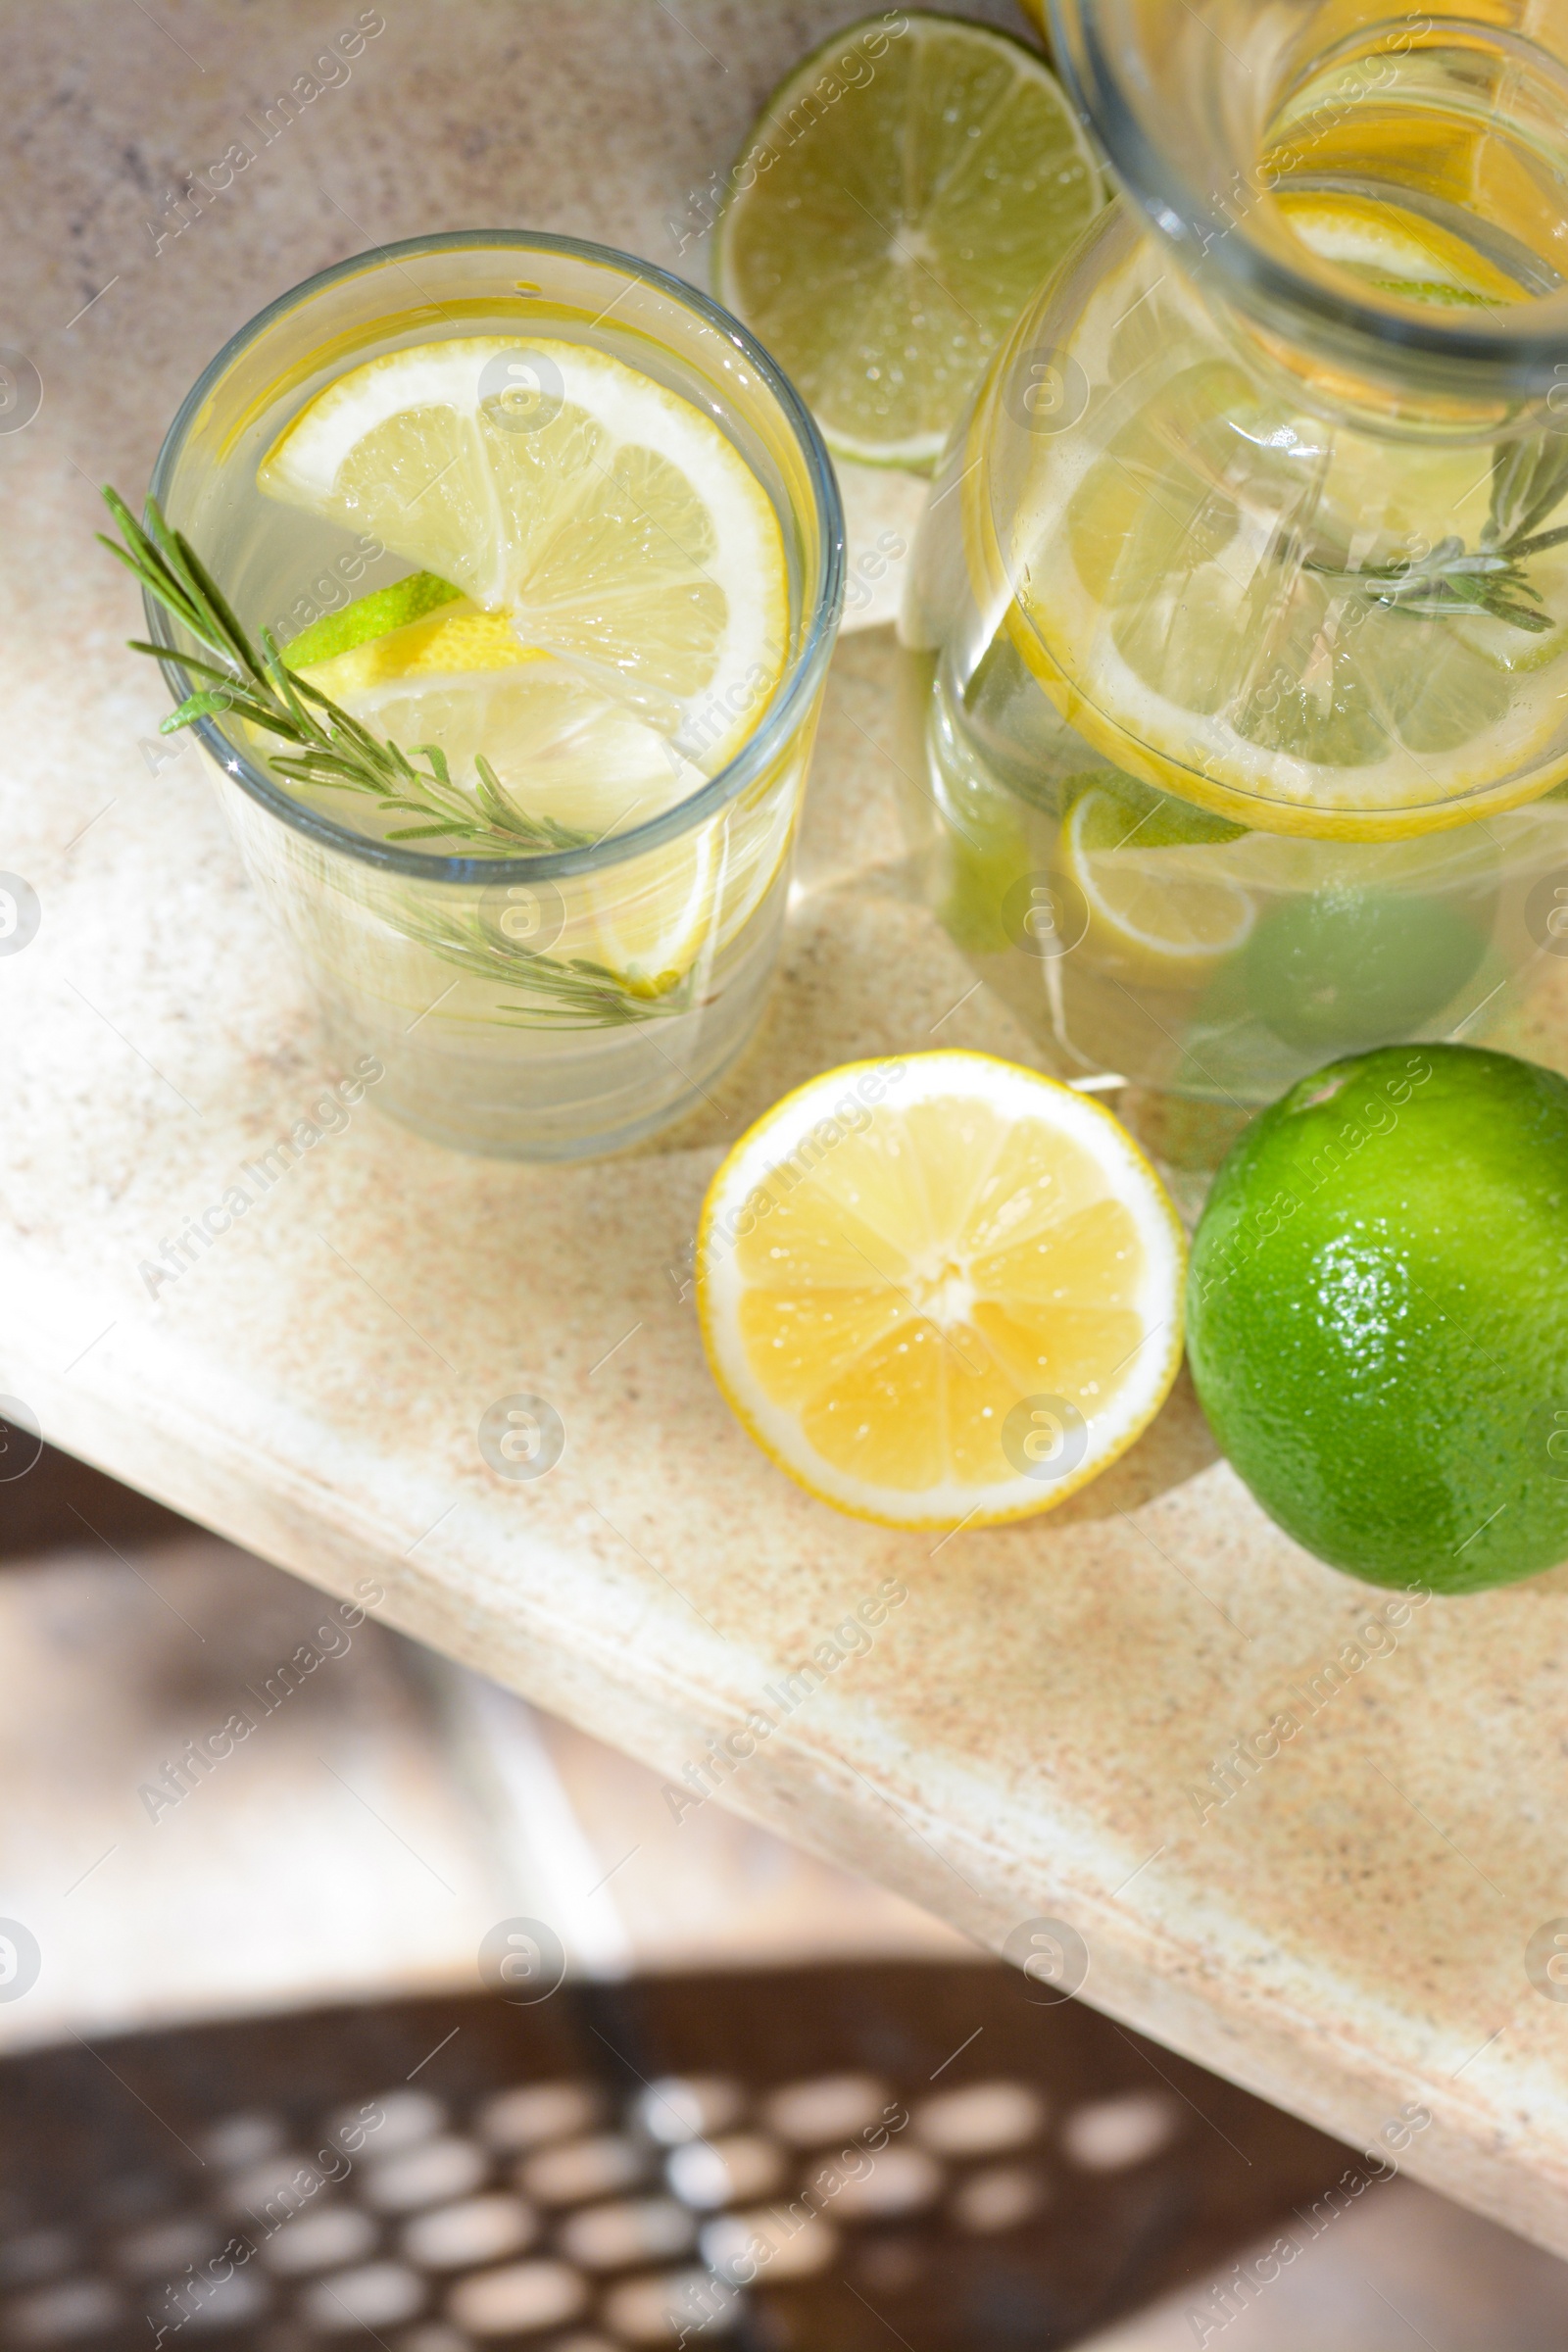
[697, 1052, 1185, 1527]
[298, 606, 680, 840]
[714, 15, 1102, 468]
[1059, 776, 1255, 982]
[260, 335, 788, 770]
[1004, 219, 1568, 839]
[295, 607, 730, 992]
[1271, 189, 1525, 310]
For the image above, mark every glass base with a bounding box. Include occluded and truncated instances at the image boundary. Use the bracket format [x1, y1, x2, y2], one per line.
[320, 946, 775, 1162]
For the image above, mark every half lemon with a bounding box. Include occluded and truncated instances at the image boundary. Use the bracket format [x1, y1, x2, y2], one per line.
[697, 1052, 1186, 1527]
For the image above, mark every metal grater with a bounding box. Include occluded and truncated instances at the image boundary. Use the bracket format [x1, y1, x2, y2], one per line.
[0, 1963, 1348, 2351]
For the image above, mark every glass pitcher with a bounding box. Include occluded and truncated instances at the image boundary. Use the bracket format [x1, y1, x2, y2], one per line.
[900, 0, 1568, 1173]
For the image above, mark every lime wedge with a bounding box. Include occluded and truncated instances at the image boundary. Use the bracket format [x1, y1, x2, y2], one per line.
[280, 570, 460, 669]
[714, 13, 1102, 469]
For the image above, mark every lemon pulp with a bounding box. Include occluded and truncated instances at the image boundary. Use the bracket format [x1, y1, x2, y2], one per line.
[1003, 196, 1568, 842]
[257, 336, 794, 989]
[698, 1053, 1185, 1527]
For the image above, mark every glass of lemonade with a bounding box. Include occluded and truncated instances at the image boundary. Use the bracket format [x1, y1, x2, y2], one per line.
[145, 232, 843, 1158]
[900, 0, 1568, 1170]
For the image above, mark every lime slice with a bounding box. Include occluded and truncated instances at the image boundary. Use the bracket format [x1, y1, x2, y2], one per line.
[1058, 773, 1255, 982]
[281, 570, 460, 669]
[714, 14, 1102, 469]
[260, 336, 788, 769]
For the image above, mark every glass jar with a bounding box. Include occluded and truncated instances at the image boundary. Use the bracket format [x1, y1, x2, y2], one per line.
[147, 232, 843, 1160]
[901, 1, 1568, 1170]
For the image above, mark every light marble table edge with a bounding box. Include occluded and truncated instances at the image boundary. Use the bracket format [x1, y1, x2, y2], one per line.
[12, 1259, 1566, 2263]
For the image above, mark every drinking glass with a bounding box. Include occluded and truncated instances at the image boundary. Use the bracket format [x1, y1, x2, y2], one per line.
[147, 231, 844, 1158]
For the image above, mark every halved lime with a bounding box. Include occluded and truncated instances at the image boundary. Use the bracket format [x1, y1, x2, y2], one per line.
[714, 14, 1102, 469]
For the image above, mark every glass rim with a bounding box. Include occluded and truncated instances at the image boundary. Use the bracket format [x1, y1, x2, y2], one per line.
[1049, 1, 1568, 387]
[145, 227, 846, 886]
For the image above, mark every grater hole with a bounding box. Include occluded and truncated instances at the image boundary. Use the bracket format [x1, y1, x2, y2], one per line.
[394, 2328, 473, 2352]
[165, 2263, 270, 2332]
[760, 2075, 892, 2148]
[557, 2195, 696, 2273]
[4, 2279, 122, 2344]
[635, 2078, 744, 2147]
[365, 2138, 490, 2215]
[199, 2112, 286, 2171]
[261, 2204, 379, 2277]
[912, 2082, 1046, 2157]
[665, 2134, 785, 2212]
[476, 2082, 603, 2154]
[339, 2089, 447, 2155]
[950, 2162, 1049, 2234]
[224, 2152, 336, 2220]
[1061, 2092, 1180, 2172]
[700, 2206, 838, 2283]
[809, 2144, 943, 2218]
[521, 2135, 647, 2207]
[400, 2192, 537, 2271]
[445, 2257, 587, 2335]
[599, 2266, 740, 2345]
[300, 2260, 426, 2332]
[112, 2215, 221, 2277]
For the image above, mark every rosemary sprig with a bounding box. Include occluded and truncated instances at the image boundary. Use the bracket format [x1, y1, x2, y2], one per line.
[98, 486, 597, 851]
[100, 486, 688, 1027]
[394, 897, 692, 1028]
[1307, 430, 1568, 632]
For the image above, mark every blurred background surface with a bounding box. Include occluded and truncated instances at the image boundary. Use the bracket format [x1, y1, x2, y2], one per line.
[4, 1450, 1568, 2349]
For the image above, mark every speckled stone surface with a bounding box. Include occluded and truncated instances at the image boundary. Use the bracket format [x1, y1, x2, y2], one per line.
[8, 0, 1568, 2258]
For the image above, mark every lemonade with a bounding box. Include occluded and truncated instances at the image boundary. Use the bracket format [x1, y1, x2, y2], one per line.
[899, 7, 1568, 1124]
[135, 234, 842, 1157]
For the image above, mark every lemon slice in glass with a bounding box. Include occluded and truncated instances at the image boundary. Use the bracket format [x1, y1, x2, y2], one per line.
[715, 14, 1102, 468]
[295, 605, 730, 994]
[697, 1052, 1185, 1527]
[1006, 204, 1568, 839]
[260, 335, 788, 773]
[1058, 775, 1255, 982]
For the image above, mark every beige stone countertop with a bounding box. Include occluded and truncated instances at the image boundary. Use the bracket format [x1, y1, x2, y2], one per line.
[8, 0, 1568, 2262]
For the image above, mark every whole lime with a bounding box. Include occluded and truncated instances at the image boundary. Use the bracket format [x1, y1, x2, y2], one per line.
[1240, 884, 1487, 1054]
[1187, 1044, 1568, 1594]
